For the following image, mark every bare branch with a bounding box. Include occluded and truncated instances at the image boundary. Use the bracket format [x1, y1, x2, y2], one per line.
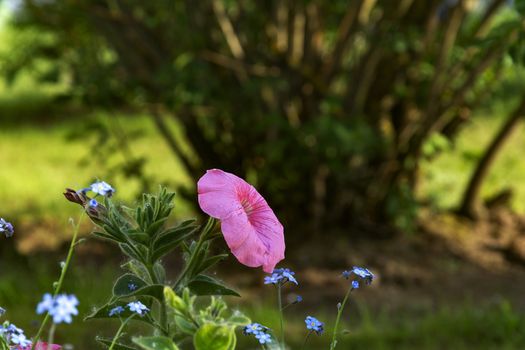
[212, 0, 245, 59]
[200, 50, 280, 77]
[150, 106, 197, 178]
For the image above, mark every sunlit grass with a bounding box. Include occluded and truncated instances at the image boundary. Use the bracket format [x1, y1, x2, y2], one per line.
[420, 112, 525, 213]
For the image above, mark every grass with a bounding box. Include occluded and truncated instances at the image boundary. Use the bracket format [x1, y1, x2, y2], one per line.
[239, 298, 525, 349]
[420, 111, 525, 213]
[0, 81, 193, 245]
[2, 259, 524, 350]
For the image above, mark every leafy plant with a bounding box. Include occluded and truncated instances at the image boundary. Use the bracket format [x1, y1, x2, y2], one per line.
[64, 185, 250, 349]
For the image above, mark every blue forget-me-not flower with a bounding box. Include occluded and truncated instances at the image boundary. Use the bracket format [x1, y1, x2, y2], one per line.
[36, 293, 79, 324]
[109, 306, 125, 317]
[0, 218, 14, 238]
[128, 301, 149, 316]
[305, 316, 324, 335]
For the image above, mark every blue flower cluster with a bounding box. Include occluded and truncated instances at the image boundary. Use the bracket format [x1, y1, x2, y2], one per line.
[264, 268, 298, 286]
[84, 181, 115, 197]
[36, 293, 79, 324]
[243, 323, 272, 344]
[305, 316, 324, 335]
[342, 266, 374, 288]
[108, 301, 149, 317]
[0, 218, 14, 238]
[0, 322, 32, 347]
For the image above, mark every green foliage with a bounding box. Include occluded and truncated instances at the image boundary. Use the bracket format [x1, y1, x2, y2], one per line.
[133, 336, 180, 350]
[3, 1, 525, 234]
[193, 323, 236, 350]
[71, 186, 248, 348]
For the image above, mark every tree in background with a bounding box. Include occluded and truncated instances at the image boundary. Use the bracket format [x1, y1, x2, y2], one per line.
[2, 0, 525, 238]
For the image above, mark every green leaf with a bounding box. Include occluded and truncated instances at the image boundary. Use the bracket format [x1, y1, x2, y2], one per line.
[147, 217, 169, 236]
[96, 336, 138, 350]
[113, 274, 164, 302]
[164, 286, 187, 314]
[193, 323, 236, 350]
[132, 336, 180, 350]
[0, 337, 10, 350]
[188, 275, 240, 297]
[174, 314, 198, 335]
[193, 254, 229, 276]
[92, 230, 124, 243]
[113, 274, 148, 296]
[227, 310, 251, 327]
[151, 224, 197, 261]
[120, 243, 146, 262]
[85, 301, 156, 327]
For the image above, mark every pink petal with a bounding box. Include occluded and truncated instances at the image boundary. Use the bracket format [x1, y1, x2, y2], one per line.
[197, 169, 285, 272]
[197, 169, 244, 219]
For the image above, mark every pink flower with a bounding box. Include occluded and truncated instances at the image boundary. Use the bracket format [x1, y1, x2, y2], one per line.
[17, 343, 61, 350]
[197, 169, 285, 272]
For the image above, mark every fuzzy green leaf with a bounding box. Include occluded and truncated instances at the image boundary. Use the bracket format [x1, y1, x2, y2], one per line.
[132, 336, 180, 350]
[113, 274, 148, 297]
[187, 275, 240, 297]
[96, 336, 138, 350]
[193, 323, 236, 350]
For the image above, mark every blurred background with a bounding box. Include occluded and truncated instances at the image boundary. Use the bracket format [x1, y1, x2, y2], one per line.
[1, 0, 525, 348]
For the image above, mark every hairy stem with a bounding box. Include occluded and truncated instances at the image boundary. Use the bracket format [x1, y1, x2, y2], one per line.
[46, 323, 56, 350]
[301, 330, 313, 349]
[330, 286, 353, 350]
[277, 284, 285, 349]
[173, 217, 216, 289]
[109, 315, 135, 350]
[31, 212, 84, 350]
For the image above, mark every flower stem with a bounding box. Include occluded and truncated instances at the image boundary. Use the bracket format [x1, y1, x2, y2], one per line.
[329, 286, 353, 350]
[31, 212, 84, 350]
[277, 284, 284, 349]
[46, 323, 56, 350]
[301, 330, 313, 349]
[173, 217, 216, 290]
[145, 263, 168, 336]
[109, 315, 135, 350]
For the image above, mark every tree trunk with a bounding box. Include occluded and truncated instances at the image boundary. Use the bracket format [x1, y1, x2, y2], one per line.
[458, 96, 525, 218]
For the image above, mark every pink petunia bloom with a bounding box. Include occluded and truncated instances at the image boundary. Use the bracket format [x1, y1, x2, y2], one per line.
[17, 342, 61, 350]
[197, 169, 285, 273]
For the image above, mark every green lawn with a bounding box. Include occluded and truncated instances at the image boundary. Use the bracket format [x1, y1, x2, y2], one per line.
[1, 260, 524, 350]
[420, 113, 525, 213]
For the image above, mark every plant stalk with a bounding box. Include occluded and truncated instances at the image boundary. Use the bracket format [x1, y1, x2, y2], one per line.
[109, 315, 135, 350]
[277, 284, 284, 349]
[31, 212, 84, 350]
[330, 286, 353, 350]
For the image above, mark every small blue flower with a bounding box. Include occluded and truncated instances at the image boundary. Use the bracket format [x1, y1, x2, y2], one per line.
[36, 293, 54, 314]
[282, 271, 298, 285]
[244, 323, 263, 335]
[5, 324, 23, 335]
[305, 316, 324, 335]
[89, 199, 98, 208]
[10, 333, 31, 347]
[352, 280, 359, 289]
[255, 332, 272, 344]
[265, 267, 298, 286]
[264, 274, 282, 285]
[128, 283, 138, 291]
[109, 306, 125, 317]
[0, 218, 14, 238]
[0, 307, 5, 316]
[36, 293, 79, 324]
[90, 181, 115, 197]
[295, 295, 303, 304]
[128, 301, 149, 316]
[351, 266, 374, 284]
[51, 294, 79, 324]
[342, 270, 351, 279]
